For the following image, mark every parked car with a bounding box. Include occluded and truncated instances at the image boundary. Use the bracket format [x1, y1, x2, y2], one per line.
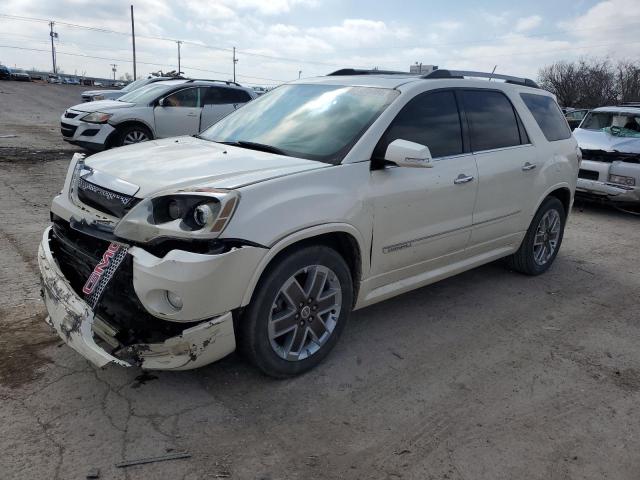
[0, 65, 11, 80]
[67, 77, 80, 85]
[31, 73, 44, 81]
[573, 106, 640, 206]
[81, 75, 185, 102]
[113, 81, 126, 88]
[565, 108, 589, 130]
[61, 79, 257, 151]
[48, 74, 62, 84]
[10, 68, 31, 81]
[40, 68, 578, 375]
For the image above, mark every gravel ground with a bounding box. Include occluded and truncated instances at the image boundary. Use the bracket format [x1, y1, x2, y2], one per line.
[1, 82, 639, 480]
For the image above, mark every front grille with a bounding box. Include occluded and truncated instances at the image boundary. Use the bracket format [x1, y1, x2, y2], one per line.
[578, 169, 600, 181]
[82, 96, 91, 102]
[60, 122, 77, 138]
[50, 218, 194, 345]
[77, 177, 140, 218]
[64, 111, 79, 119]
[581, 149, 640, 164]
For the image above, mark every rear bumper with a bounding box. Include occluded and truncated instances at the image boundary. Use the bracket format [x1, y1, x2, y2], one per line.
[38, 227, 237, 370]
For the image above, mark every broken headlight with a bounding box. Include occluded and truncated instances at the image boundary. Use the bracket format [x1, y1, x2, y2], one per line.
[608, 174, 636, 187]
[114, 189, 239, 243]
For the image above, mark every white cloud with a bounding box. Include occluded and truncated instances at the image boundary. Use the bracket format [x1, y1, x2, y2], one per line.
[515, 15, 541, 32]
[480, 10, 509, 27]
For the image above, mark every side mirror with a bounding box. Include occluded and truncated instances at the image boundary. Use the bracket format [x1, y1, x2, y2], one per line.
[384, 139, 433, 168]
[158, 97, 167, 107]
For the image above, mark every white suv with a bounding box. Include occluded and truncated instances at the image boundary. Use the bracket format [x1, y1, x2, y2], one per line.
[39, 69, 579, 376]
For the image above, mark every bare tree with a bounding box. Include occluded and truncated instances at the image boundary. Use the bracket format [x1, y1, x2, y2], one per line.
[538, 57, 639, 108]
[617, 61, 640, 103]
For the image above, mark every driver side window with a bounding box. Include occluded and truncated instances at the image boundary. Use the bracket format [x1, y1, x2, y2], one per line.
[374, 90, 463, 159]
[163, 88, 200, 108]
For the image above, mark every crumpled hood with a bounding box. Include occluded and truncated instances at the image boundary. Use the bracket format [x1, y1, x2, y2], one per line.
[85, 136, 330, 197]
[71, 99, 135, 113]
[574, 128, 640, 154]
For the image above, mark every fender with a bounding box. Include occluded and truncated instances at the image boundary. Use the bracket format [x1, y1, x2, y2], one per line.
[240, 222, 368, 307]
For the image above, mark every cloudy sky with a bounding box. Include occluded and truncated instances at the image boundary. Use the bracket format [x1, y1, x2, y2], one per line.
[1, 0, 639, 85]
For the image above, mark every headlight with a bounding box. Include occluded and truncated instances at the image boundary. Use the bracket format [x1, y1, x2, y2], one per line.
[608, 174, 636, 186]
[114, 189, 239, 243]
[82, 111, 112, 123]
[92, 95, 105, 101]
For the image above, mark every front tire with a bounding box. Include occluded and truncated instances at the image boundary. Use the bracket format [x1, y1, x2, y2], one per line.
[239, 245, 353, 378]
[507, 196, 566, 275]
[116, 124, 152, 147]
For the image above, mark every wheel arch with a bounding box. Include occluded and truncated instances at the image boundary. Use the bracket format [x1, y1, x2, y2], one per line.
[240, 224, 366, 309]
[533, 183, 572, 219]
[106, 120, 154, 147]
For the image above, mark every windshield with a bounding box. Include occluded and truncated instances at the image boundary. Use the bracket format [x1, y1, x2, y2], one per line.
[121, 77, 152, 93]
[118, 83, 178, 104]
[581, 111, 640, 134]
[200, 84, 399, 164]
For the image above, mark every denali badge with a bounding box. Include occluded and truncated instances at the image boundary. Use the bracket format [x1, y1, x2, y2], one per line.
[83, 242, 129, 309]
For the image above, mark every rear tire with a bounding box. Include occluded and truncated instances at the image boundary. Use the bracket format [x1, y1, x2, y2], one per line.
[239, 245, 353, 378]
[116, 124, 152, 147]
[507, 196, 566, 275]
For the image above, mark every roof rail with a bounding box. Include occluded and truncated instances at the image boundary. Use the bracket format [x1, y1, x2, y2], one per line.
[184, 78, 242, 87]
[327, 68, 414, 76]
[422, 69, 540, 89]
[619, 102, 640, 107]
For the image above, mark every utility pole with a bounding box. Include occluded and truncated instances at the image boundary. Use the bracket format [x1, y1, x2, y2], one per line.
[130, 5, 137, 80]
[232, 47, 237, 83]
[177, 41, 182, 74]
[49, 21, 58, 74]
[111, 64, 117, 80]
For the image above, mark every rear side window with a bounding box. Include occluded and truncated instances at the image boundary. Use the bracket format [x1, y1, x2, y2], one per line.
[462, 90, 523, 151]
[520, 93, 571, 141]
[374, 90, 463, 159]
[219, 88, 252, 104]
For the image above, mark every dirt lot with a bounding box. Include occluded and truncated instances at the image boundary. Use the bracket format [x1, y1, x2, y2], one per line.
[1, 82, 640, 480]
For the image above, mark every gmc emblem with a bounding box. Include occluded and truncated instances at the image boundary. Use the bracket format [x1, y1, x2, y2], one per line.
[82, 243, 121, 295]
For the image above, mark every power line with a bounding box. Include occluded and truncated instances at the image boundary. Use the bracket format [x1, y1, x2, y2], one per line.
[0, 44, 289, 82]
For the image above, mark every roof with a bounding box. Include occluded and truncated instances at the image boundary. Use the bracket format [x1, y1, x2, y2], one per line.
[591, 106, 640, 114]
[293, 68, 541, 90]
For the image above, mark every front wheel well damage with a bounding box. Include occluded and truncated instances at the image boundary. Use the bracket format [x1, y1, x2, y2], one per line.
[251, 232, 362, 309]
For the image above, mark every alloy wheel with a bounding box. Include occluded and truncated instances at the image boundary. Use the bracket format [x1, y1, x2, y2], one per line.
[533, 209, 561, 266]
[123, 130, 149, 144]
[268, 265, 342, 361]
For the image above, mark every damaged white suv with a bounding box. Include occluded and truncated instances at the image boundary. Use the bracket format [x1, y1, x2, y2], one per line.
[39, 69, 579, 377]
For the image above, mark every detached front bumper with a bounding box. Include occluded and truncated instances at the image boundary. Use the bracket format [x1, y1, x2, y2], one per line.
[576, 179, 640, 204]
[38, 227, 238, 370]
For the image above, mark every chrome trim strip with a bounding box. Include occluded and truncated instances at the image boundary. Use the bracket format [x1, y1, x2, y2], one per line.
[383, 224, 469, 253]
[382, 210, 521, 254]
[83, 169, 140, 196]
[472, 210, 522, 227]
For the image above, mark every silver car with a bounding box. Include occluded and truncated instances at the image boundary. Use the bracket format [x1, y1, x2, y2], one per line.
[80, 75, 183, 102]
[61, 80, 257, 151]
[573, 106, 640, 206]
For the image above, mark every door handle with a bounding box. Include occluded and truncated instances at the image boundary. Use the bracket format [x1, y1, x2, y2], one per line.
[454, 174, 474, 185]
[522, 162, 537, 171]
[186, 113, 198, 117]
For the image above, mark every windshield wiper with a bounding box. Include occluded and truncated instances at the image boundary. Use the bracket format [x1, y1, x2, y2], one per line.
[218, 140, 287, 156]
